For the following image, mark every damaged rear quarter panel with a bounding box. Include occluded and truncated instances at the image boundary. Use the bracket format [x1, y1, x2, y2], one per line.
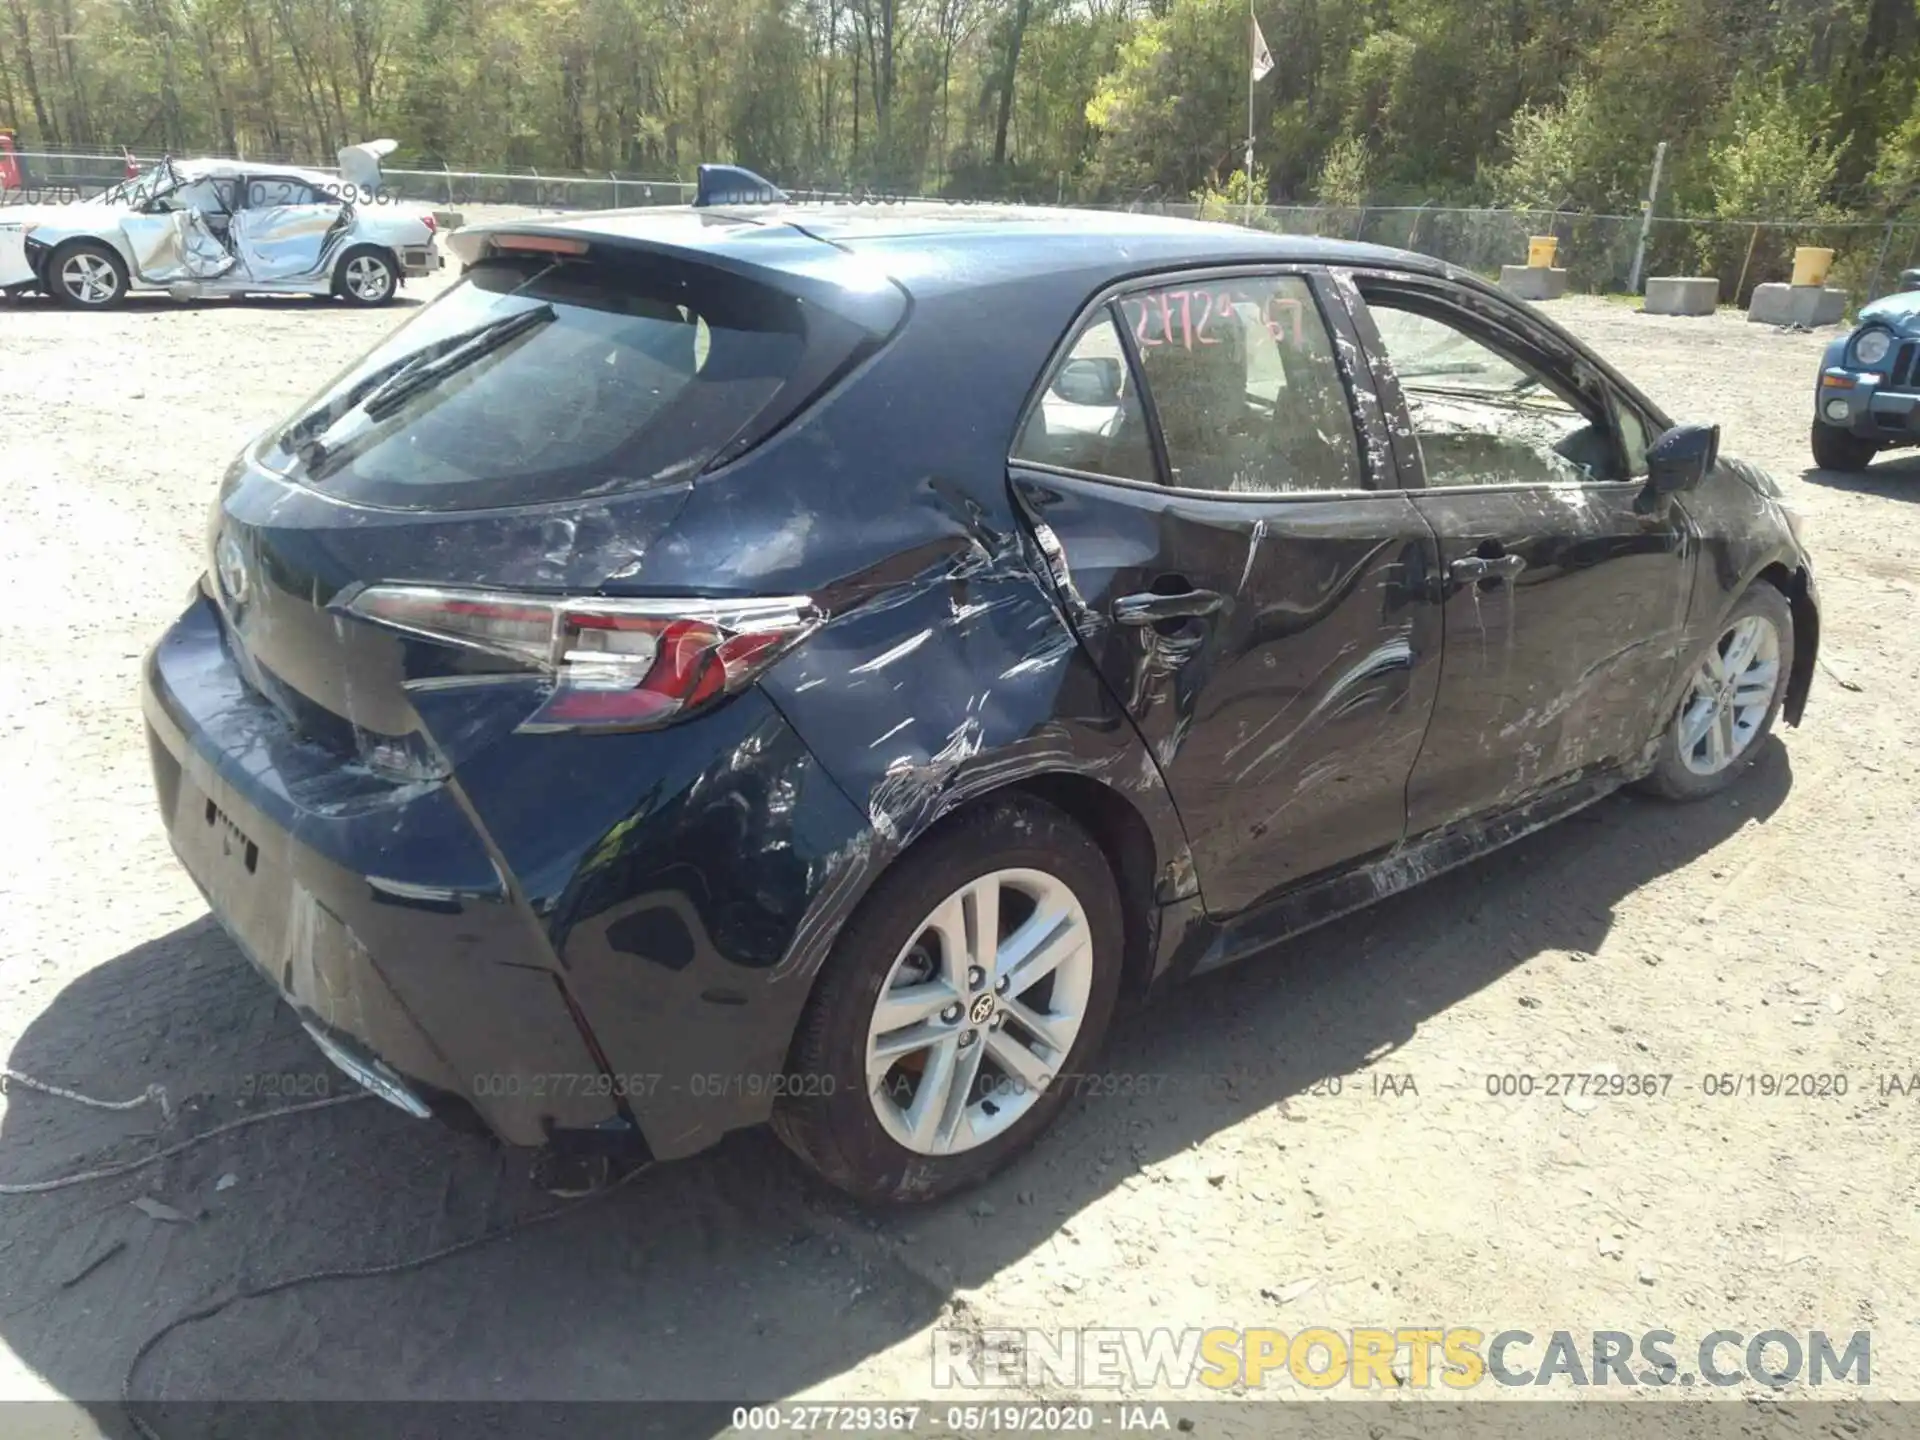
[754, 519, 1195, 990]
[632, 259, 1199, 1013]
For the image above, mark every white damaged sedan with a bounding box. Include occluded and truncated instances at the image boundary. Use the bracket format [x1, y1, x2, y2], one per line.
[0, 140, 441, 308]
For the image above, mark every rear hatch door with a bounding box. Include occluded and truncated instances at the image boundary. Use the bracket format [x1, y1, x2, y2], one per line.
[209, 223, 903, 769]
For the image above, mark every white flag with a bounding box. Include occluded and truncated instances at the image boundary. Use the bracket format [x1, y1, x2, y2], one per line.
[1251, 14, 1274, 82]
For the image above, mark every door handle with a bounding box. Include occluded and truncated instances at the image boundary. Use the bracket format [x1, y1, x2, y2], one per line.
[1449, 554, 1526, 583]
[1112, 589, 1225, 626]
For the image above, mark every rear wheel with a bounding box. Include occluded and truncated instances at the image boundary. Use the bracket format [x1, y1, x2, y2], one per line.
[49, 241, 129, 309]
[1639, 585, 1792, 801]
[1810, 421, 1876, 473]
[334, 246, 398, 306]
[772, 797, 1123, 1204]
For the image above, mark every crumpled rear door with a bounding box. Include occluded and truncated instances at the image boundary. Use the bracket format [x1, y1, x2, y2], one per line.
[230, 203, 343, 280]
[117, 210, 237, 282]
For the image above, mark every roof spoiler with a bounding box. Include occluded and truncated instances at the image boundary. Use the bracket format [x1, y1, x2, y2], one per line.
[694, 164, 786, 208]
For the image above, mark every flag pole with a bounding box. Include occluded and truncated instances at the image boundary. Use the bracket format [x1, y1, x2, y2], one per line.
[1245, 2, 1256, 226]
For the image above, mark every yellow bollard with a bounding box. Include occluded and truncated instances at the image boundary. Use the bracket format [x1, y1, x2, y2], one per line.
[1791, 246, 1833, 287]
[1528, 235, 1558, 269]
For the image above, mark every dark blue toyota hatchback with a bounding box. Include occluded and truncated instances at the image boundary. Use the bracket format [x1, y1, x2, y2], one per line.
[144, 198, 1819, 1202]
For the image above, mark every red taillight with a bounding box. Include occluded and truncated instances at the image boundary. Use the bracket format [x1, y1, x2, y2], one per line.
[342, 585, 819, 732]
[422, 214, 438, 235]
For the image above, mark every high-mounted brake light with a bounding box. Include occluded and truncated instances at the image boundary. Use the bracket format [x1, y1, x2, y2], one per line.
[490, 233, 589, 256]
[342, 585, 819, 732]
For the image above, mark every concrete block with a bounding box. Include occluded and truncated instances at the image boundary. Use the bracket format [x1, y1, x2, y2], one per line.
[431, 209, 465, 231]
[1499, 265, 1568, 301]
[1644, 276, 1719, 316]
[1747, 282, 1847, 327]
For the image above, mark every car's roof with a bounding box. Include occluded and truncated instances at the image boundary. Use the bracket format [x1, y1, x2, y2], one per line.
[470, 203, 1444, 293]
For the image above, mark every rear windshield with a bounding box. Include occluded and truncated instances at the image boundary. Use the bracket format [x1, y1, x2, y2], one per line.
[260, 251, 869, 511]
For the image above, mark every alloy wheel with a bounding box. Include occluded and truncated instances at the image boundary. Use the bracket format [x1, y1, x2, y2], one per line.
[60, 252, 119, 305]
[864, 867, 1093, 1156]
[1674, 613, 1781, 776]
[344, 254, 393, 302]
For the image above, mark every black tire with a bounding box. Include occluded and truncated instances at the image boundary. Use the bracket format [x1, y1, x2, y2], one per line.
[1638, 584, 1793, 801]
[1810, 420, 1876, 473]
[333, 245, 399, 306]
[47, 239, 129, 309]
[771, 796, 1124, 1205]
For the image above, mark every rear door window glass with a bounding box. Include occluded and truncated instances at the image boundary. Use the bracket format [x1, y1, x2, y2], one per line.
[1121, 275, 1363, 494]
[263, 253, 869, 511]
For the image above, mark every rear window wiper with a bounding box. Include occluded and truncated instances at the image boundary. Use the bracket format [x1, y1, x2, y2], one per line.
[361, 303, 556, 422]
[278, 304, 557, 457]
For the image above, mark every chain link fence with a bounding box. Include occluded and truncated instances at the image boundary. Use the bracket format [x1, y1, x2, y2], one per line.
[2, 148, 970, 210]
[10, 147, 1920, 310]
[2, 148, 702, 209]
[1130, 201, 1920, 312]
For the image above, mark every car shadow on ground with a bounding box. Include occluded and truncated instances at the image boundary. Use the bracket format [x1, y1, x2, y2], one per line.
[0, 742, 1792, 1435]
[1802, 455, 1920, 498]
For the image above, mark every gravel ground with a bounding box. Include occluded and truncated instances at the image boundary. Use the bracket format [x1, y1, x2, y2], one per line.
[1, 267, 1917, 1430]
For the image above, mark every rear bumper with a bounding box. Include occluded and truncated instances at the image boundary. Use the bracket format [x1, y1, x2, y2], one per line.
[143, 595, 627, 1147]
[398, 243, 441, 277]
[142, 594, 871, 1158]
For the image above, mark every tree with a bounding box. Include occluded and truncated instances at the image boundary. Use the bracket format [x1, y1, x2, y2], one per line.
[1490, 79, 1598, 210]
[1084, 0, 1244, 198]
[988, 0, 1029, 168]
[1707, 83, 1838, 221]
[0, 0, 1908, 222]
[1314, 134, 1369, 205]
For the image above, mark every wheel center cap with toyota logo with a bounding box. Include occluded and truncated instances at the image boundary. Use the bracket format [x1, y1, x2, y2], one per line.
[216, 530, 249, 608]
[968, 993, 996, 1026]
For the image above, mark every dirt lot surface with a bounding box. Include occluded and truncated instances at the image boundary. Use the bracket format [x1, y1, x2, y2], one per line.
[1, 260, 1917, 1430]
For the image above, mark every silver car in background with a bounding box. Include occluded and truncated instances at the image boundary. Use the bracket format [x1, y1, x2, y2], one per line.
[0, 140, 440, 308]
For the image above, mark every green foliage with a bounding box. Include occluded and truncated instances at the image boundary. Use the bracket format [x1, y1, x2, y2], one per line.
[1705, 84, 1838, 222]
[1339, 31, 1417, 144]
[1313, 135, 1369, 206]
[1872, 102, 1920, 214]
[1490, 81, 1597, 210]
[1189, 160, 1267, 217]
[1084, 0, 1244, 200]
[0, 0, 1914, 214]
[1693, 83, 1843, 302]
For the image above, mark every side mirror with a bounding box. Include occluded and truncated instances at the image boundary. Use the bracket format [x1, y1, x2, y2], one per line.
[1051, 356, 1123, 407]
[1644, 422, 1719, 499]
